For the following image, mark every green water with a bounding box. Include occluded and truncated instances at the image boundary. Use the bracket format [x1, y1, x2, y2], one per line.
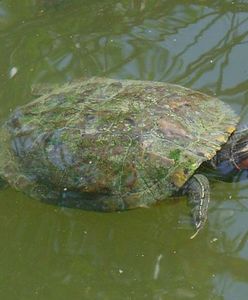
[0, 1, 248, 299]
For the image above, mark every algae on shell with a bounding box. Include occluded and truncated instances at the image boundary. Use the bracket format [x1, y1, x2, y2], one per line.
[0, 77, 239, 210]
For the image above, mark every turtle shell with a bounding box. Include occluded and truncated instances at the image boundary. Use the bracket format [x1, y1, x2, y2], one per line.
[0, 78, 239, 211]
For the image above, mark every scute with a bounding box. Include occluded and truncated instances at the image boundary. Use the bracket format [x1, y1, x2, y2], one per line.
[0, 78, 239, 210]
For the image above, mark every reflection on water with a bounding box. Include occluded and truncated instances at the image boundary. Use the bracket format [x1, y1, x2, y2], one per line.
[0, 0, 248, 299]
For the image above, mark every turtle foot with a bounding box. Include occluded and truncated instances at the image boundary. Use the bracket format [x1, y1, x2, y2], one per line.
[183, 174, 210, 238]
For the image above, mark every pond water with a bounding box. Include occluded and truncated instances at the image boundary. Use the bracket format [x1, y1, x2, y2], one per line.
[0, 0, 248, 299]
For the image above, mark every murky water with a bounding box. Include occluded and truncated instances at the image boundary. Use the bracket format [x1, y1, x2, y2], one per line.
[0, 1, 248, 299]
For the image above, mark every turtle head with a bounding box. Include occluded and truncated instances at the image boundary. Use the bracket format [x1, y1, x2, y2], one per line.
[231, 125, 248, 170]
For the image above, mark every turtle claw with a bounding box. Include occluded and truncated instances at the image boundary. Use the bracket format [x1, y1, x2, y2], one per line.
[183, 174, 210, 237]
[190, 228, 202, 240]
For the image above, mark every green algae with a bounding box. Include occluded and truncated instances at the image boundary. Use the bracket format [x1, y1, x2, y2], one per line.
[169, 149, 181, 162]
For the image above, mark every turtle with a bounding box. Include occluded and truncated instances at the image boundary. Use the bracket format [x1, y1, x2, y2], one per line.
[0, 77, 247, 236]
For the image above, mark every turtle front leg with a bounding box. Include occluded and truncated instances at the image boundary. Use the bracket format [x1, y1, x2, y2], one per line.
[182, 174, 210, 238]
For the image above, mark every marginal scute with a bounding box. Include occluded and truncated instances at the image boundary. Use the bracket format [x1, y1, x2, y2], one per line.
[215, 135, 227, 143]
[171, 169, 187, 188]
[226, 126, 236, 134]
[0, 77, 240, 210]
